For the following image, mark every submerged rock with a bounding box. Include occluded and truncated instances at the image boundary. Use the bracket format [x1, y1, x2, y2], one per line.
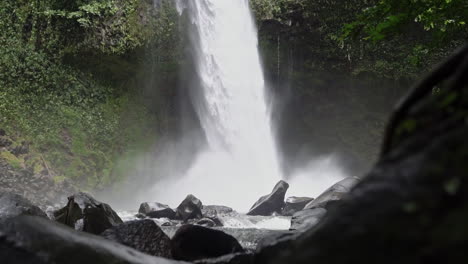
[304, 177, 359, 210]
[176, 194, 203, 221]
[139, 202, 176, 219]
[101, 219, 172, 258]
[53, 192, 122, 234]
[0, 216, 178, 264]
[171, 224, 244, 261]
[247, 181, 289, 216]
[281, 196, 314, 216]
[0, 192, 47, 221]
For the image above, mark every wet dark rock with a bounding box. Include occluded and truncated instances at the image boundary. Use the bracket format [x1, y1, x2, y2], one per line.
[194, 253, 254, 264]
[281, 196, 314, 216]
[254, 231, 299, 263]
[289, 208, 327, 231]
[53, 192, 123, 234]
[255, 231, 296, 252]
[247, 181, 289, 216]
[253, 231, 300, 264]
[304, 177, 359, 210]
[262, 126, 468, 263]
[171, 224, 244, 261]
[139, 202, 176, 219]
[176, 194, 203, 221]
[0, 215, 178, 264]
[0, 192, 47, 221]
[196, 218, 216, 227]
[135, 213, 146, 219]
[101, 219, 172, 258]
[162, 221, 177, 227]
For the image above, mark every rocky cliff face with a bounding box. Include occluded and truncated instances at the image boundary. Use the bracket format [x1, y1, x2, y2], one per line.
[252, 0, 463, 174]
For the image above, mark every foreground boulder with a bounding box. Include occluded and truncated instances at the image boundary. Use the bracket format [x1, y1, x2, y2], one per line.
[281, 197, 314, 216]
[53, 192, 123, 234]
[176, 195, 203, 221]
[258, 47, 468, 263]
[247, 181, 289, 216]
[0, 192, 47, 221]
[194, 253, 254, 264]
[139, 202, 176, 219]
[171, 224, 244, 261]
[195, 218, 217, 227]
[289, 208, 327, 231]
[0, 216, 179, 264]
[303, 177, 359, 210]
[266, 129, 468, 264]
[101, 219, 172, 258]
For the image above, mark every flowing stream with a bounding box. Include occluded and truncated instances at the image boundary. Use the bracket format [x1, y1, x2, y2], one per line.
[151, 0, 282, 212]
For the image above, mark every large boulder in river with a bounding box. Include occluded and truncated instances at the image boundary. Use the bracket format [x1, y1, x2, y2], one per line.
[171, 224, 244, 261]
[303, 177, 359, 210]
[0, 216, 178, 264]
[176, 194, 203, 221]
[53, 192, 123, 234]
[247, 180, 289, 216]
[101, 219, 172, 258]
[0, 192, 47, 221]
[139, 202, 176, 219]
[281, 196, 314, 216]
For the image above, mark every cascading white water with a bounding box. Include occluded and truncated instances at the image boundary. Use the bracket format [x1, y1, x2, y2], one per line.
[151, 0, 282, 212]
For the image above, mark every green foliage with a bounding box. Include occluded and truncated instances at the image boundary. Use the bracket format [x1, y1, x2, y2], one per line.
[340, 0, 467, 43]
[0, 39, 158, 188]
[0, 0, 179, 189]
[250, 0, 302, 21]
[0, 0, 162, 56]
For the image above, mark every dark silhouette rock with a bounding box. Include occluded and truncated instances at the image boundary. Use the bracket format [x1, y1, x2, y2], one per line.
[194, 253, 254, 264]
[303, 177, 359, 210]
[176, 194, 203, 221]
[139, 202, 176, 219]
[171, 224, 244, 261]
[253, 231, 300, 264]
[0, 215, 178, 264]
[101, 219, 172, 258]
[255, 231, 297, 252]
[53, 192, 122, 234]
[0, 192, 47, 221]
[247, 181, 289, 216]
[196, 218, 216, 227]
[289, 208, 327, 231]
[254, 47, 468, 264]
[281, 196, 314, 216]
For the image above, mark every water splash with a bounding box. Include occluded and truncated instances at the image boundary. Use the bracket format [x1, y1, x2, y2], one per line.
[151, 0, 282, 212]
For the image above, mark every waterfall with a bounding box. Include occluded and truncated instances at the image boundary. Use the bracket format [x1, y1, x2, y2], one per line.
[153, 0, 282, 212]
